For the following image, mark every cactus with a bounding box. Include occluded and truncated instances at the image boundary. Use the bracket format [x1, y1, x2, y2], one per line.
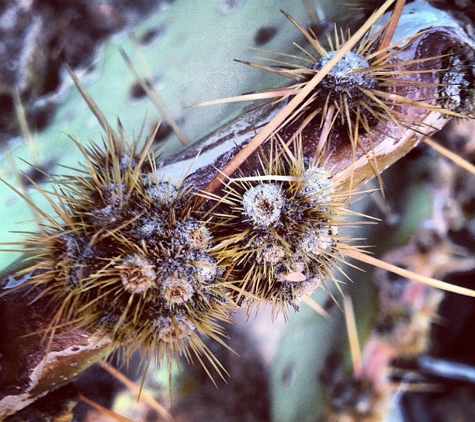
[0, 0, 474, 421]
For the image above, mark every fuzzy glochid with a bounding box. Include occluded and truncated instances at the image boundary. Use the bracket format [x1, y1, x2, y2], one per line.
[12, 131, 231, 372]
[202, 137, 358, 315]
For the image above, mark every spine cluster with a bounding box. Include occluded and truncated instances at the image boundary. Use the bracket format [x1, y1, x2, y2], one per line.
[204, 141, 351, 314]
[19, 134, 230, 368]
[12, 131, 354, 370]
[234, 11, 474, 168]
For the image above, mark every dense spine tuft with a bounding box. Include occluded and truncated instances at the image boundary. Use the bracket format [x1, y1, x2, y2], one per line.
[204, 138, 356, 314]
[16, 132, 229, 373]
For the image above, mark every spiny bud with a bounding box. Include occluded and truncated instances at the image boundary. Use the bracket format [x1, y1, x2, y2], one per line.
[118, 254, 157, 294]
[229, 11, 474, 172]
[9, 130, 230, 375]
[242, 184, 285, 228]
[312, 50, 377, 95]
[204, 137, 356, 315]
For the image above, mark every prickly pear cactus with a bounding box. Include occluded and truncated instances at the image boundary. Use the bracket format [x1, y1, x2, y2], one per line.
[0, 0, 474, 421]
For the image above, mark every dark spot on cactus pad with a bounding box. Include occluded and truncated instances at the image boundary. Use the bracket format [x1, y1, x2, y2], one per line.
[129, 78, 154, 100]
[139, 26, 166, 45]
[152, 121, 173, 143]
[20, 163, 55, 188]
[254, 26, 278, 46]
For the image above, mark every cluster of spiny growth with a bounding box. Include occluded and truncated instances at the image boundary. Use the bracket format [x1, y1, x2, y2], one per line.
[1, 100, 364, 385]
[14, 130, 354, 369]
[203, 140, 353, 314]
[236, 12, 472, 151]
[21, 133, 230, 368]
